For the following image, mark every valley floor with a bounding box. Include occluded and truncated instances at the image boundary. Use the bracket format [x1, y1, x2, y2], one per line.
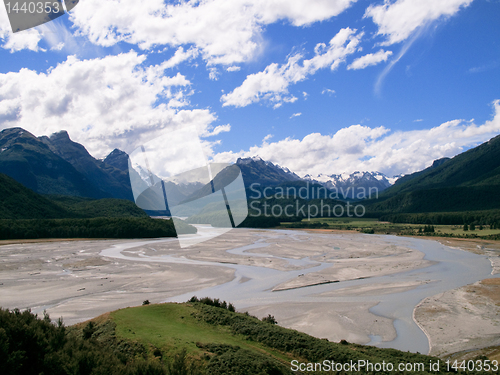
[0, 229, 498, 359]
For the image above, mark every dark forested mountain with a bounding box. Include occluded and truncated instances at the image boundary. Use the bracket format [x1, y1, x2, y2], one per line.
[0, 172, 146, 220]
[367, 134, 500, 213]
[40, 131, 133, 200]
[104, 148, 129, 172]
[235, 156, 301, 187]
[0, 172, 71, 219]
[0, 127, 135, 200]
[393, 157, 450, 187]
[386, 134, 500, 194]
[0, 128, 107, 198]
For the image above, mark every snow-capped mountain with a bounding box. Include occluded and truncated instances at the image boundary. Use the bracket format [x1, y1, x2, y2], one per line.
[235, 156, 400, 194]
[303, 171, 400, 192]
[130, 154, 400, 202]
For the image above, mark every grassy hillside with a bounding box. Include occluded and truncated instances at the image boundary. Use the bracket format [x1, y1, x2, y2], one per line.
[0, 173, 71, 219]
[2, 300, 493, 374]
[67, 301, 480, 374]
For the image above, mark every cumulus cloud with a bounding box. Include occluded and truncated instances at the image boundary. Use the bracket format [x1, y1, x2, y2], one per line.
[213, 100, 500, 177]
[290, 112, 302, 118]
[348, 49, 393, 70]
[0, 51, 218, 158]
[365, 0, 473, 45]
[69, 0, 356, 65]
[221, 28, 362, 107]
[0, 7, 43, 52]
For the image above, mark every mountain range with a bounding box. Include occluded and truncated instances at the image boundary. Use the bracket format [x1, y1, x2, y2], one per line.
[0, 128, 133, 200]
[1, 126, 500, 217]
[0, 127, 398, 202]
[234, 156, 399, 197]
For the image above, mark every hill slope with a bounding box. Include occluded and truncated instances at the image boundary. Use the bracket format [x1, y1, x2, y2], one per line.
[69, 301, 460, 375]
[386, 135, 500, 194]
[0, 173, 71, 219]
[368, 134, 500, 213]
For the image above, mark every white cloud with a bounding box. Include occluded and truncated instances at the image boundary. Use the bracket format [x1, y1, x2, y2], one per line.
[0, 11, 79, 53]
[227, 66, 241, 72]
[290, 112, 302, 118]
[213, 100, 500, 177]
[468, 60, 500, 74]
[365, 0, 473, 45]
[0, 8, 42, 52]
[374, 28, 423, 95]
[221, 28, 362, 107]
[348, 49, 393, 70]
[201, 124, 231, 137]
[322, 88, 336, 95]
[263, 134, 274, 143]
[0, 51, 218, 158]
[163, 46, 199, 69]
[69, 0, 357, 65]
[0, 11, 44, 52]
[209, 67, 220, 80]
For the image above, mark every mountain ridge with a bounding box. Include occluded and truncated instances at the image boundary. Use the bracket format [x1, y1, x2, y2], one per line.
[367, 134, 500, 213]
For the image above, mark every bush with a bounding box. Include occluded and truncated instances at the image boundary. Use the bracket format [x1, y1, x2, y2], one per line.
[261, 314, 277, 325]
[188, 297, 235, 313]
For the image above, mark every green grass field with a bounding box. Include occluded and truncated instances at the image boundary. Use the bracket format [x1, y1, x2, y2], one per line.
[111, 303, 293, 363]
[279, 217, 500, 237]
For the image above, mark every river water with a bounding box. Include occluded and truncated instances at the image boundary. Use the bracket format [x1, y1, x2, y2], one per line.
[100, 226, 494, 354]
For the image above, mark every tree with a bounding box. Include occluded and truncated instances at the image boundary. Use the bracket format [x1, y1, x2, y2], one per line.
[463, 224, 469, 231]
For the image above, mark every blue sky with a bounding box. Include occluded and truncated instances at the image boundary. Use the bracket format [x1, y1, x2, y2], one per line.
[0, 0, 499, 178]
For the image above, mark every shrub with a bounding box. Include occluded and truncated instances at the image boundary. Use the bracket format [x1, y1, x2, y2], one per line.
[261, 314, 277, 325]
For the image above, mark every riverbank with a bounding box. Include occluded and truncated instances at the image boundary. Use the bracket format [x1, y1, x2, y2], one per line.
[411, 237, 500, 358]
[0, 228, 495, 356]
